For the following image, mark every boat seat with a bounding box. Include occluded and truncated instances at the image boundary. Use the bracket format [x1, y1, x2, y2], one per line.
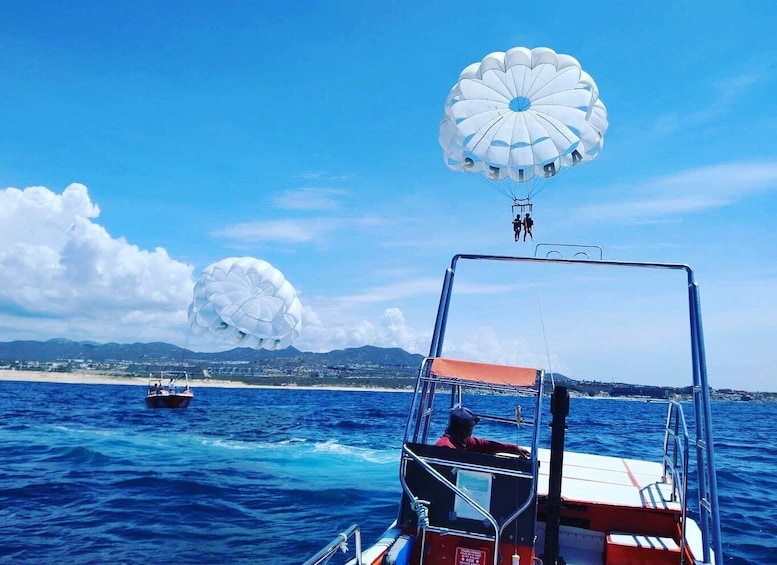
[399, 442, 537, 547]
[605, 532, 681, 564]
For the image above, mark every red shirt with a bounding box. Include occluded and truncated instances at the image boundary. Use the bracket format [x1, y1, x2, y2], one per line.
[434, 433, 525, 455]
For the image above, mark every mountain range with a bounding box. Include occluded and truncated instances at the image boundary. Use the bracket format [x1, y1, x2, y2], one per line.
[1, 339, 765, 399]
[0, 338, 425, 368]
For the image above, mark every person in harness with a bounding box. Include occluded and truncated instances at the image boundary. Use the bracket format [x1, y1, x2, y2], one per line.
[523, 213, 534, 241]
[512, 213, 523, 242]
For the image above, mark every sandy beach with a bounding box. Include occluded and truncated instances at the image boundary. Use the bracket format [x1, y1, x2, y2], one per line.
[0, 369, 249, 388]
[0, 369, 410, 392]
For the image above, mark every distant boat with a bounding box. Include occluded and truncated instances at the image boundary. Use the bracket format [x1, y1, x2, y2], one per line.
[144, 371, 194, 408]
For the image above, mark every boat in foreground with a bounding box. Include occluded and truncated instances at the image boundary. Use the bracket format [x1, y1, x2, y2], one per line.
[144, 371, 194, 408]
[306, 250, 723, 565]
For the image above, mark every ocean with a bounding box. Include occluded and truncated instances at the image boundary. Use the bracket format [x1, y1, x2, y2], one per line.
[0, 381, 774, 564]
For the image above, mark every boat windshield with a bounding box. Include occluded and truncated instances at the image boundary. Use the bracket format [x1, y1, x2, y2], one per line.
[405, 355, 543, 451]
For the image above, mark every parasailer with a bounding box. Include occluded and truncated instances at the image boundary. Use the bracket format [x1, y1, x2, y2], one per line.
[523, 213, 534, 241]
[188, 257, 302, 351]
[512, 213, 522, 241]
[439, 46, 608, 240]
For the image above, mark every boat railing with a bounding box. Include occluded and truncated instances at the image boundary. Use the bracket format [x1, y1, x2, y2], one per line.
[303, 523, 362, 565]
[661, 400, 690, 558]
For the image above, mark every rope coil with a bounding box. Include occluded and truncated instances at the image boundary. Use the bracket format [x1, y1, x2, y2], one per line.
[410, 498, 430, 531]
[337, 532, 348, 554]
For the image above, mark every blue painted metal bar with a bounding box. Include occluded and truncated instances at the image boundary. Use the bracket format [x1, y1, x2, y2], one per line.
[426, 252, 724, 563]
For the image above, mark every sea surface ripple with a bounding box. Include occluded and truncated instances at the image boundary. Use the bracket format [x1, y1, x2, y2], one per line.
[0, 382, 773, 564]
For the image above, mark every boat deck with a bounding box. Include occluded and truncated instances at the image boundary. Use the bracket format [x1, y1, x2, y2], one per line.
[535, 447, 679, 512]
[531, 448, 698, 564]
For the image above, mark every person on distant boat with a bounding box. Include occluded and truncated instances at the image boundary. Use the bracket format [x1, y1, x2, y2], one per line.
[512, 214, 522, 242]
[435, 407, 529, 457]
[523, 213, 534, 241]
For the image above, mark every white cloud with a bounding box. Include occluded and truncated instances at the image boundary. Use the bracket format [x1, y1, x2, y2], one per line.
[212, 215, 386, 244]
[0, 184, 196, 344]
[296, 305, 429, 354]
[442, 325, 563, 371]
[0, 184, 434, 354]
[295, 170, 354, 182]
[712, 72, 764, 106]
[572, 161, 777, 222]
[335, 278, 442, 304]
[652, 70, 770, 134]
[213, 218, 332, 243]
[272, 188, 347, 210]
[374, 307, 423, 350]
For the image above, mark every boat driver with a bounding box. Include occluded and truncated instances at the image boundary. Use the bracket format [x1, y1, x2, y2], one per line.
[435, 407, 530, 458]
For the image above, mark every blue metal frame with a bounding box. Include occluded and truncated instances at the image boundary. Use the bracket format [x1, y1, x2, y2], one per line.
[420, 252, 723, 563]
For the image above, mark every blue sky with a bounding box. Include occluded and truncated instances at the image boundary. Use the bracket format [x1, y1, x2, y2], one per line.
[1, 1, 776, 391]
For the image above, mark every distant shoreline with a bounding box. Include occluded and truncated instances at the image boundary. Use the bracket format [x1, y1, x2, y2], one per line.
[0, 369, 410, 393]
[1, 370, 764, 401]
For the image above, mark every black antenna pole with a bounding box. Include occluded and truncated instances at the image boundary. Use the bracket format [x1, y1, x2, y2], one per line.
[543, 385, 569, 564]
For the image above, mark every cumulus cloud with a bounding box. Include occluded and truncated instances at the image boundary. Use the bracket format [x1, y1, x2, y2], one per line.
[0, 184, 196, 344]
[0, 184, 434, 354]
[296, 305, 428, 354]
[440, 325, 564, 372]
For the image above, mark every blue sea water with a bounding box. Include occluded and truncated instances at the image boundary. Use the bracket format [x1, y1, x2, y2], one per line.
[0, 381, 774, 564]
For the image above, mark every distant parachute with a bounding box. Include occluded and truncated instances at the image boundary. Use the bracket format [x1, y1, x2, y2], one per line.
[188, 257, 302, 350]
[439, 46, 609, 206]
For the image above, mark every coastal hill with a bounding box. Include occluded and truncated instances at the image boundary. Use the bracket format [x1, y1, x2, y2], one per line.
[0, 338, 422, 367]
[0, 339, 770, 401]
[0, 339, 425, 389]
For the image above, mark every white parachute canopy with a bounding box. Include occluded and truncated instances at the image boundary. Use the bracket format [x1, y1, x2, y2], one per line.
[439, 46, 609, 201]
[188, 257, 302, 350]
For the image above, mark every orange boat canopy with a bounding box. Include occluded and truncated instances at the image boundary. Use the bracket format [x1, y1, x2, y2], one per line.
[429, 357, 540, 387]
